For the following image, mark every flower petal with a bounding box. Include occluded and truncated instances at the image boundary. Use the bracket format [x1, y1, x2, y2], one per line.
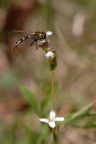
[39, 118, 49, 123]
[55, 117, 64, 122]
[45, 51, 54, 59]
[49, 121, 56, 128]
[49, 110, 56, 120]
[46, 31, 52, 36]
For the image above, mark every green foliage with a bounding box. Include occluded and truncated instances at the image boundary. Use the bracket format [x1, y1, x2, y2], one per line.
[41, 81, 52, 114]
[64, 100, 96, 128]
[19, 84, 96, 129]
[0, 0, 96, 143]
[83, 120, 96, 128]
[41, 80, 58, 115]
[19, 83, 96, 129]
[41, 94, 51, 114]
[19, 84, 39, 115]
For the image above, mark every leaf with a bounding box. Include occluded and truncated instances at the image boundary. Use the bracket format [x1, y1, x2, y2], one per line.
[19, 84, 38, 114]
[64, 100, 96, 125]
[36, 125, 49, 144]
[41, 94, 51, 111]
[83, 121, 96, 128]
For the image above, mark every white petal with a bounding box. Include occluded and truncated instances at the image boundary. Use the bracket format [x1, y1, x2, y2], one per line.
[49, 121, 56, 128]
[49, 110, 56, 120]
[45, 51, 54, 59]
[55, 117, 64, 122]
[39, 118, 49, 123]
[46, 31, 52, 36]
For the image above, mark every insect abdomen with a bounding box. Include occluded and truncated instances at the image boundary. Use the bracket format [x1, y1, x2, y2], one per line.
[12, 35, 31, 49]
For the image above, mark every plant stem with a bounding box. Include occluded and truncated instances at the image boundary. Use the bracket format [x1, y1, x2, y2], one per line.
[53, 131, 59, 144]
[51, 71, 54, 110]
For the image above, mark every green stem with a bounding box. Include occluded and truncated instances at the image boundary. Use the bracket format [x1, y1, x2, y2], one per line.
[51, 71, 54, 110]
[53, 131, 59, 144]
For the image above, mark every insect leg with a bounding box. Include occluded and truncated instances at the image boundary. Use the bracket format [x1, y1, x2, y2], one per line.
[29, 40, 39, 50]
[36, 42, 39, 50]
[30, 41, 35, 46]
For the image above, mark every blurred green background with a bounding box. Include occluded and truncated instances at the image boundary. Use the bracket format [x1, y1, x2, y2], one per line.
[0, 0, 96, 143]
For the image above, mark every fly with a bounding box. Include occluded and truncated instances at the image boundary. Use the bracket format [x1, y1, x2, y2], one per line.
[12, 31, 52, 50]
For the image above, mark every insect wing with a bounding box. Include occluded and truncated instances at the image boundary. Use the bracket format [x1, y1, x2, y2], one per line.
[12, 30, 31, 34]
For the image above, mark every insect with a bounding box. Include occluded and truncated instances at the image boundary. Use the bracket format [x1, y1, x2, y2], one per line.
[12, 31, 52, 50]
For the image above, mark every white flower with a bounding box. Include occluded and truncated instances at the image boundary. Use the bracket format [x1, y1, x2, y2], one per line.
[46, 31, 52, 36]
[45, 51, 54, 59]
[39, 110, 64, 128]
